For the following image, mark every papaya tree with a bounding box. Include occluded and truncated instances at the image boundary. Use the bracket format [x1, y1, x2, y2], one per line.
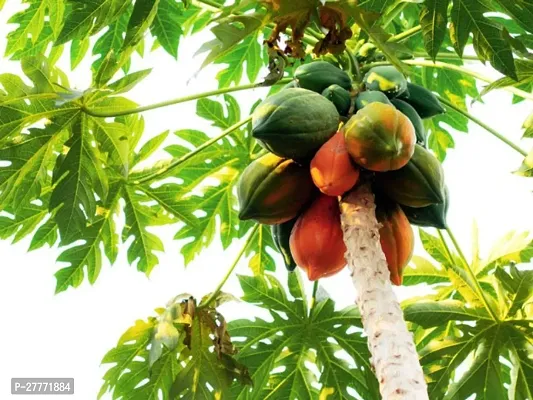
[1, 0, 533, 399]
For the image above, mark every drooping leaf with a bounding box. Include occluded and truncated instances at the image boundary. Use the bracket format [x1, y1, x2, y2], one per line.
[419, 0, 449, 60]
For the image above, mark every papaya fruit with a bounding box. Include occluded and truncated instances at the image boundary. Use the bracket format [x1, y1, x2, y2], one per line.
[290, 194, 347, 281]
[363, 66, 408, 98]
[322, 84, 351, 116]
[376, 144, 445, 208]
[354, 90, 392, 110]
[343, 102, 416, 172]
[237, 153, 315, 224]
[271, 218, 298, 271]
[401, 185, 449, 229]
[310, 131, 360, 196]
[391, 98, 427, 146]
[252, 88, 340, 161]
[398, 83, 445, 119]
[295, 61, 352, 93]
[375, 198, 414, 286]
[282, 80, 299, 90]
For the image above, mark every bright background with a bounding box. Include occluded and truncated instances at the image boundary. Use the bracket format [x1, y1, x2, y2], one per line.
[1, 1, 533, 399]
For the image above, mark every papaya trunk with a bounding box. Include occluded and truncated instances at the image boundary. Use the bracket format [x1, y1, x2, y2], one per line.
[339, 184, 428, 400]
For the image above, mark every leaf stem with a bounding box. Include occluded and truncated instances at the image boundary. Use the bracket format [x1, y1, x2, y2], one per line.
[437, 95, 528, 157]
[83, 79, 291, 118]
[346, 47, 362, 82]
[198, 225, 259, 310]
[388, 25, 421, 43]
[132, 116, 252, 185]
[361, 59, 533, 102]
[445, 227, 499, 321]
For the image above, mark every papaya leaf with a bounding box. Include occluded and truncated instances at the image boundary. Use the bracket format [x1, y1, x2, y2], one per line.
[53, 184, 121, 293]
[101, 296, 250, 399]
[92, 9, 132, 74]
[122, 185, 174, 275]
[98, 317, 180, 400]
[450, 0, 517, 79]
[133, 130, 169, 166]
[70, 38, 90, 70]
[150, 0, 184, 59]
[419, 0, 449, 60]
[0, 117, 68, 210]
[507, 326, 533, 400]
[494, 0, 533, 36]
[195, 13, 269, 86]
[403, 300, 492, 328]
[523, 110, 533, 138]
[0, 56, 76, 142]
[240, 221, 276, 274]
[228, 272, 380, 400]
[494, 265, 533, 319]
[402, 255, 449, 286]
[0, 196, 51, 244]
[123, 0, 160, 50]
[444, 333, 508, 400]
[481, 59, 533, 96]
[56, 0, 130, 45]
[478, 231, 533, 276]
[28, 215, 59, 251]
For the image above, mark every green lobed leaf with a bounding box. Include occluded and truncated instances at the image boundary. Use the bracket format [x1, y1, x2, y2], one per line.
[402, 255, 450, 286]
[149, 0, 184, 59]
[56, 0, 130, 44]
[507, 326, 533, 400]
[49, 114, 109, 245]
[123, 0, 161, 49]
[53, 184, 121, 293]
[403, 300, 492, 328]
[419, 0, 450, 60]
[92, 9, 132, 74]
[450, 0, 517, 79]
[228, 272, 379, 400]
[70, 38, 90, 70]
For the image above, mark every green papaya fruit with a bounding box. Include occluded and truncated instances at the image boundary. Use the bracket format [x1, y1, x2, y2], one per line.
[399, 83, 445, 119]
[363, 66, 408, 98]
[237, 153, 315, 225]
[321, 84, 351, 116]
[354, 90, 392, 110]
[295, 61, 352, 93]
[271, 218, 297, 271]
[282, 80, 299, 90]
[401, 185, 449, 229]
[252, 88, 340, 160]
[391, 98, 427, 146]
[376, 144, 445, 207]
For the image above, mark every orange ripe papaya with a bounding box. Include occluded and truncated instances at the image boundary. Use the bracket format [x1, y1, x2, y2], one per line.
[310, 131, 360, 196]
[375, 198, 414, 285]
[343, 102, 416, 172]
[289, 194, 347, 281]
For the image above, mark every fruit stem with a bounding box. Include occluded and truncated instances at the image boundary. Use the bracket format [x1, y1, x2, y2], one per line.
[309, 280, 319, 312]
[340, 184, 429, 399]
[437, 95, 528, 157]
[131, 116, 252, 185]
[198, 225, 259, 310]
[442, 228, 500, 321]
[388, 25, 421, 43]
[82, 79, 292, 118]
[412, 52, 480, 61]
[361, 59, 533, 102]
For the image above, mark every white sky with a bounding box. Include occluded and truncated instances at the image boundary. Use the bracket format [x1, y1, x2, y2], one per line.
[1, 2, 533, 399]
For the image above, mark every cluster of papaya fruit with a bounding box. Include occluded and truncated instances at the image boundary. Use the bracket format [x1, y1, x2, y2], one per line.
[237, 60, 449, 285]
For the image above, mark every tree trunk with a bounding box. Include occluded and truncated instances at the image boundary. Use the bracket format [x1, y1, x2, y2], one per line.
[339, 184, 429, 400]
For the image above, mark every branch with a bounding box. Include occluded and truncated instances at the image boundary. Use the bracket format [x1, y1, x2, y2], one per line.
[131, 116, 252, 185]
[198, 225, 259, 310]
[437, 95, 528, 157]
[361, 59, 533, 102]
[340, 184, 429, 400]
[83, 79, 291, 118]
[444, 228, 500, 321]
